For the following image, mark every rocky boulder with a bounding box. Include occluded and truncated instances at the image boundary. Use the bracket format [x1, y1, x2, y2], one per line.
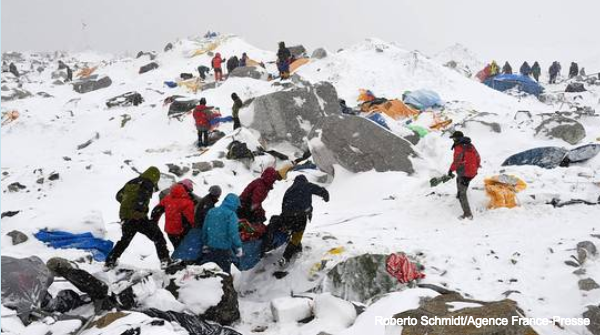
[309, 115, 415, 175]
[323, 253, 413, 303]
[229, 66, 269, 80]
[73, 76, 112, 94]
[1, 88, 32, 102]
[535, 115, 586, 145]
[168, 98, 198, 117]
[394, 292, 539, 335]
[106, 92, 144, 108]
[289, 45, 307, 58]
[311, 48, 328, 59]
[584, 305, 600, 335]
[167, 265, 239, 325]
[242, 80, 338, 147]
[139, 62, 159, 74]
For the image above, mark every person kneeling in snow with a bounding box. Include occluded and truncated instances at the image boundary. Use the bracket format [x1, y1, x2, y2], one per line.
[264, 175, 329, 265]
[151, 183, 196, 249]
[105, 167, 171, 269]
[448, 131, 481, 220]
[201, 194, 243, 274]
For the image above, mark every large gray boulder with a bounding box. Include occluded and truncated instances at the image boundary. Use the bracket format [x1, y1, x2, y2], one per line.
[535, 115, 586, 145]
[73, 76, 112, 94]
[243, 80, 339, 147]
[229, 66, 268, 80]
[309, 115, 416, 175]
[311, 48, 328, 59]
[584, 305, 600, 335]
[288, 45, 307, 58]
[323, 253, 415, 303]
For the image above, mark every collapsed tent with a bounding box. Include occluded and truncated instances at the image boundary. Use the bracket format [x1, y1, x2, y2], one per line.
[503, 144, 600, 169]
[76, 66, 97, 79]
[484, 74, 544, 96]
[484, 174, 527, 209]
[34, 230, 114, 262]
[1, 256, 53, 320]
[402, 89, 444, 110]
[290, 58, 310, 73]
[565, 82, 586, 93]
[357, 89, 418, 120]
[366, 113, 390, 129]
[565, 144, 600, 164]
[142, 309, 241, 335]
[106, 92, 144, 108]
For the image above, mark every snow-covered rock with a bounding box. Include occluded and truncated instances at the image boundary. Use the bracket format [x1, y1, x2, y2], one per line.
[270, 296, 313, 323]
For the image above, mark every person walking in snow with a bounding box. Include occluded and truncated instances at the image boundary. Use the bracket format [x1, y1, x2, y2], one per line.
[211, 53, 225, 81]
[531, 61, 541, 82]
[448, 131, 481, 220]
[549, 61, 561, 84]
[502, 61, 513, 74]
[231, 93, 243, 130]
[519, 61, 532, 76]
[197, 65, 210, 81]
[105, 167, 171, 269]
[226, 55, 239, 75]
[238, 167, 281, 224]
[194, 185, 222, 228]
[262, 175, 329, 265]
[276, 42, 292, 79]
[193, 98, 216, 148]
[569, 62, 579, 79]
[201, 193, 243, 274]
[151, 183, 196, 248]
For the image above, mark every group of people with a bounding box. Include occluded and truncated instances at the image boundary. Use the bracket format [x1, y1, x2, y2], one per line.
[492, 60, 585, 83]
[104, 163, 331, 273]
[204, 52, 252, 82]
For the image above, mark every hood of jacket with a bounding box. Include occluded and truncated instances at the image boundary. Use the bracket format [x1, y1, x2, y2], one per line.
[169, 184, 189, 199]
[220, 193, 240, 212]
[140, 166, 160, 186]
[261, 167, 279, 186]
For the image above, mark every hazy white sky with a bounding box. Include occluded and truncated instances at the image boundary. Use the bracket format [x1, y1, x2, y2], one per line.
[2, 0, 600, 67]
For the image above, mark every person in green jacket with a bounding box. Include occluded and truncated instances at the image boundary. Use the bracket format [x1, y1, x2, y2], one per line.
[531, 61, 541, 82]
[231, 93, 243, 130]
[105, 167, 171, 269]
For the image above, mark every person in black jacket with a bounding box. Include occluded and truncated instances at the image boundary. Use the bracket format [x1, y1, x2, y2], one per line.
[197, 65, 210, 81]
[502, 61, 512, 74]
[276, 42, 292, 79]
[569, 62, 579, 79]
[262, 175, 329, 264]
[226, 56, 239, 75]
[194, 185, 222, 228]
[519, 62, 531, 76]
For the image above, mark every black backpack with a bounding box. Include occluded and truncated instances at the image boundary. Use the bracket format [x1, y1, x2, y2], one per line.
[227, 141, 255, 160]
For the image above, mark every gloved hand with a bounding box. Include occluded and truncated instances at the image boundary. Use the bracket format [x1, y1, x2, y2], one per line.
[323, 193, 330, 202]
[235, 248, 244, 258]
[448, 170, 455, 178]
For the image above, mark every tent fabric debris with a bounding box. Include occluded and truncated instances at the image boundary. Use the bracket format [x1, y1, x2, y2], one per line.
[402, 89, 444, 110]
[565, 144, 600, 164]
[362, 99, 418, 120]
[565, 82, 586, 93]
[34, 230, 114, 262]
[407, 124, 429, 137]
[484, 174, 527, 209]
[483, 74, 544, 96]
[2, 110, 20, 125]
[366, 113, 390, 129]
[385, 252, 425, 284]
[76, 66, 97, 79]
[142, 309, 241, 335]
[289, 58, 310, 73]
[1, 256, 53, 321]
[502, 147, 568, 169]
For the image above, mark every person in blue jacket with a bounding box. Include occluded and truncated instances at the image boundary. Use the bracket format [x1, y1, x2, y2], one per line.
[201, 193, 243, 274]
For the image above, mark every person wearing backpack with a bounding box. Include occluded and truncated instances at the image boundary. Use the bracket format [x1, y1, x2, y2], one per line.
[150, 183, 196, 249]
[104, 167, 171, 269]
[520, 62, 532, 76]
[238, 167, 280, 223]
[193, 98, 216, 148]
[531, 61, 541, 82]
[502, 61, 513, 74]
[211, 53, 225, 81]
[231, 93, 243, 130]
[276, 42, 292, 79]
[448, 131, 481, 220]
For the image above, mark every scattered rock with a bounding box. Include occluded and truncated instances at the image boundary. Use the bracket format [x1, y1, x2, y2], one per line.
[192, 162, 212, 172]
[6, 230, 28, 245]
[168, 98, 198, 117]
[577, 241, 597, 265]
[136, 51, 156, 60]
[48, 173, 60, 181]
[51, 70, 68, 81]
[164, 43, 173, 52]
[463, 120, 502, 133]
[229, 66, 269, 80]
[1, 88, 33, 102]
[77, 132, 100, 150]
[288, 45, 307, 58]
[36, 92, 53, 98]
[139, 62, 159, 74]
[394, 292, 539, 335]
[73, 76, 112, 94]
[579, 278, 600, 291]
[566, 82, 586, 93]
[7, 182, 26, 192]
[166, 164, 190, 177]
[584, 305, 600, 335]
[106, 92, 144, 108]
[535, 115, 585, 145]
[212, 160, 225, 169]
[1, 211, 21, 219]
[311, 48, 328, 59]
[324, 253, 413, 303]
[36, 178, 44, 184]
[309, 115, 415, 175]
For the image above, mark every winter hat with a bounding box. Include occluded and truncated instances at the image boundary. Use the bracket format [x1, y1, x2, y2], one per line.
[208, 185, 222, 197]
[200, 98, 206, 105]
[180, 179, 194, 191]
[450, 131, 464, 139]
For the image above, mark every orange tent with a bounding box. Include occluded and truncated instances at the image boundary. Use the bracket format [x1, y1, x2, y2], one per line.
[363, 99, 418, 120]
[76, 66, 97, 79]
[484, 175, 527, 209]
[290, 58, 310, 73]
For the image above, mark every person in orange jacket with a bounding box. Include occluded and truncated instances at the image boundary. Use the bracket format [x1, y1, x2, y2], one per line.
[211, 53, 225, 81]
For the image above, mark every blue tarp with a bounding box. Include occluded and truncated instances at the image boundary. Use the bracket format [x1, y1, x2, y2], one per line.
[172, 228, 288, 271]
[34, 230, 114, 262]
[164, 81, 178, 88]
[484, 74, 544, 96]
[210, 116, 233, 125]
[403, 89, 444, 110]
[366, 113, 390, 129]
[502, 147, 568, 169]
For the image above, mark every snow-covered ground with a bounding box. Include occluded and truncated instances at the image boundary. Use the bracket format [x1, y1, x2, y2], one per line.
[2, 35, 600, 335]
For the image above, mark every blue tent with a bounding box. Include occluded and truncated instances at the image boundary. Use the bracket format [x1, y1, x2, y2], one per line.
[484, 74, 544, 96]
[502, 147, 568, 169]
[34, 230, 114, 262]
[403, 89, 444, 110]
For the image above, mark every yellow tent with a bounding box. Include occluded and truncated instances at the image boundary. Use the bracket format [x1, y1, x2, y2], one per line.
[178, 78, 202, 93]
[484, 174, 527, 209]
[290, 58, 310, 73]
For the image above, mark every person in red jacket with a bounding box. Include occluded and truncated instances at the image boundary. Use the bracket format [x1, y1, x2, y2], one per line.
[448, 131, 481, 220]
[238, 167, 280, 223]
[151, 183, 195, 248]
[193, 98, 215, 148]
[211, 53, 225, 81]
